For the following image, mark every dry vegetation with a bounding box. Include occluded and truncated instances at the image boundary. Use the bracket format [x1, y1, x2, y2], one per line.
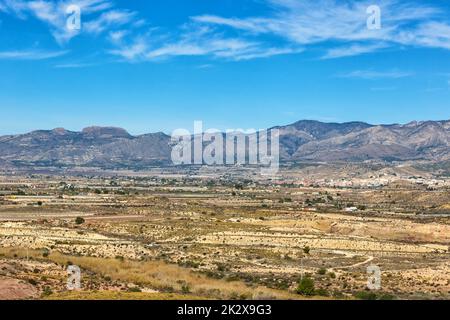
[0, 167, 449, 300]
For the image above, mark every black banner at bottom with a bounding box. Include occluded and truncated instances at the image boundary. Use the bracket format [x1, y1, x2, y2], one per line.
[1, 299, 446, 319]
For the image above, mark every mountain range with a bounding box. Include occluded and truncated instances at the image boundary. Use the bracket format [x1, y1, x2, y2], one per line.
[0, 120, 449, 169]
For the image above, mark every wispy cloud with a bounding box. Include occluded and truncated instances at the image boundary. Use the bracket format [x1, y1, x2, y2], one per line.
[322, 43, 388, 59]
[84, 9, 136, 34]
[337, 69, 413, 80]
[191, 0, 449, 59]
[108, 30, 128, 44]
[399, 22, 450, 50]
[0, 0, 142, 44]
[109, 24, 300, 62]
[53, 62, 94, 68]
[2, 0, 450, 63]
[0, 49, 68, 60]
[109, 37, 148, 60]
[106, 0, 450, 62]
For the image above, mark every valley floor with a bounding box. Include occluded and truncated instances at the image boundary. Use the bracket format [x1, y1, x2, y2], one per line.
[0, 169, 449, 300]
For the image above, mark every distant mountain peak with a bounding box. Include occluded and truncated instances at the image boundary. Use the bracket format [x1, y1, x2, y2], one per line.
[51, 128, 69, 135]
[81, 126, 131, 138]
[0, 119, 448, 168]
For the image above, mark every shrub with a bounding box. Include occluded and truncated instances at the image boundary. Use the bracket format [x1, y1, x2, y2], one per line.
[303, 246, 310, 255]
[75, 217, 85, 225]
[216, 263, 229, 272]
[354, 291, 378, 300]
[180, 260, 200, 269]
[296, 276, 315, 296]
[315, 288, 329, 296]
[181, 284, 191, 294]
[42, 287, 53, 296]
[317, 268, 327, 275]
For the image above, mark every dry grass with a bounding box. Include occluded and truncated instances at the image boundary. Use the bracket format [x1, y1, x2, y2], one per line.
[44, 291, 203, 300]
[0, 247, 303, 300]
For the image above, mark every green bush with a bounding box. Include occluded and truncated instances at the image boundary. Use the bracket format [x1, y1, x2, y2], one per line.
[42, 287, 53, 296]
[317, 268, 327, 275]
[296, 276, 315, 296]
[354, 291, 378, 300]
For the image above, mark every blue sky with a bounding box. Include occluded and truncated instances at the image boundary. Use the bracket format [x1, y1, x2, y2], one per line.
[0, 0, 449, 135]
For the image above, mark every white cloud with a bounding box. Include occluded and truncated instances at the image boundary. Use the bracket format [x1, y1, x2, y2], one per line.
[84, 9, 136, 35]
[2, 0, 450, 63]
[398, 22, 450, 50]
[53, 62, 94, 68]
[337, 69, 413, 79]
[0, 0, 142, 44]
[109, 37, 148, 60]
[109, 30, 128, 44]
[322, 43, 388, 59]
[192, 0, 450, 59]
[192, 15, 271, 33]
[109, 23, 300, 62]
[0, 49, 68, 60]
[220, 47, 302, 61]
